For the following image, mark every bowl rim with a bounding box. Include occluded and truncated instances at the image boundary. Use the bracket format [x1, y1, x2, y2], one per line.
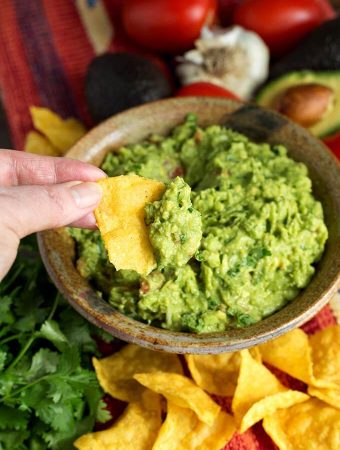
[38, 97, 340, 354]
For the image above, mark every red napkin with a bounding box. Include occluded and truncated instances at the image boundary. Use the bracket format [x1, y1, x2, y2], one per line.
[0, 1, 337, 448]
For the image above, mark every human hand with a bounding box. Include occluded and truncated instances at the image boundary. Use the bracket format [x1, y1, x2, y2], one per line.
[0, 150, 105, 280]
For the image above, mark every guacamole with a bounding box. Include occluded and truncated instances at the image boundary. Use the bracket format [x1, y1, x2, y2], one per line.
[70, 114, 328, 333]
[145, 177, 202, 269]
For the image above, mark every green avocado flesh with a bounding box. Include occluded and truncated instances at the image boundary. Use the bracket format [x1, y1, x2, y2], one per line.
[257, 71, 340, 138]
[145, 176, 202, 269]
[70, 114, 328, 333]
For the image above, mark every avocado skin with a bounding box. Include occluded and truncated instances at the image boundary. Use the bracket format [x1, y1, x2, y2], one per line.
[86, 53, 172, 122]
[270, 18, 340, 80]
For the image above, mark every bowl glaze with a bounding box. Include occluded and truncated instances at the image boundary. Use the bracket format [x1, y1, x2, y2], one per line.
[38, 98, 340, 354]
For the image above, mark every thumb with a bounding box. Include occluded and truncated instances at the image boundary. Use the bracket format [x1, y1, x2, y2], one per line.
[0, 181, 102, 280]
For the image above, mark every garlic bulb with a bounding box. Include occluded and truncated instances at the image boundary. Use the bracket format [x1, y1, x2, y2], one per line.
[176, 26, 270, 100]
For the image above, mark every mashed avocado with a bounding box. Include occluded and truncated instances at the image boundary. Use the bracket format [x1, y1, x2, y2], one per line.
[145, 177, 202, 269]
[71, 114, 328, 333]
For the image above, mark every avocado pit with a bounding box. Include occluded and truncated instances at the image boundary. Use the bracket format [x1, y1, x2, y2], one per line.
[275, 83, 334, 128]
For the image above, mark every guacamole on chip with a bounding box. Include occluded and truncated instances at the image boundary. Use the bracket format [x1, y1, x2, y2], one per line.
[70, 114, 328, 333]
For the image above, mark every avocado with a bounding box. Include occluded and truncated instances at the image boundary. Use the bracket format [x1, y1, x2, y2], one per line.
[257, 71, 340, 138]
[270, 18, 340, 80]
[86, 53, 172, 122]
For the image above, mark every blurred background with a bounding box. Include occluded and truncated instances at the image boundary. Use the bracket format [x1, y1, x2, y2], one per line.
[0, 0, 339, 150]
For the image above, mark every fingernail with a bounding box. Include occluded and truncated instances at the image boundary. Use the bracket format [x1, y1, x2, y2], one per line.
[70, 182, 102, 208]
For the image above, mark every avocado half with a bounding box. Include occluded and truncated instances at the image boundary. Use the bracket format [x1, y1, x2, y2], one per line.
[257, 71, 340, 138]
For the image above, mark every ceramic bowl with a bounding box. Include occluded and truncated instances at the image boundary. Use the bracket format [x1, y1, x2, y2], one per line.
[38, 97, 340, 354]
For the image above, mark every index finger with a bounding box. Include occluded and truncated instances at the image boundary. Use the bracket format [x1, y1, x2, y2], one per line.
[0, 149, 106, 187]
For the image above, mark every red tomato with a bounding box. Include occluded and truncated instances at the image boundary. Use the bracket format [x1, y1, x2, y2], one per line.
[217, 0, 242, 26]
[233, 0, 336, 57]
[323, 132, 340, 160]
[122, 0, 217, 53]
[176, 82, 239, 99]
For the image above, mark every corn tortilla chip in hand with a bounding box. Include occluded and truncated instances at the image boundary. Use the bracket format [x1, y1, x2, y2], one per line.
[95, 174, 165, 275]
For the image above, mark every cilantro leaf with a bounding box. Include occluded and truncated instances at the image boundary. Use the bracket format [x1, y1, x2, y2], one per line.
[36, 402, 76, 433]
[0, 238, 105, 449]
[57, 345, 81, 375]
[27, 349, 59, 380]
[59, 309, 97, 355]
[0, 405, 29, 430]
[96, 398, 112, 423]
[0, 350, 7, 371]
[90, 325, 114, 345]
[0, 430, 30, 450]
[0, 296, 15, 326]
[39, 320, 68, 351]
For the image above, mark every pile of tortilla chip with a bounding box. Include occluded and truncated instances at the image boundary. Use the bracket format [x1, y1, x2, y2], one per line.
[74, 325, 340, 450]
[24, 106, 86, 156]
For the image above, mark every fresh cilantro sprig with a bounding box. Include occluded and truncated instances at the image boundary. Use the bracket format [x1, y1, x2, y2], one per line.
[0, 236, 112, 450]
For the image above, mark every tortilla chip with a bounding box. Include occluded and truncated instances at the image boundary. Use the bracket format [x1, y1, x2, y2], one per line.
[263, 398, 340, 450]
[309, 325, 340, 390]
[232, 350, 308, 432]
[152, 402, 197, 450]
[185, 348, 261, 397]
[30, 106, 86, 153]
[153, 402, 235, 450]
[92, 344, 182, 402]
[232, 350, 286, 419]
[95, 175, 165, 275]
[24, 130, 61, 157]
[308, 385, 340, 409]
[180, 409, 236, 450]
[74, 390, 161, 450]
[258, 328, 313, 384]
[239, 390, 309, 433]
[134, 372, 220, 426]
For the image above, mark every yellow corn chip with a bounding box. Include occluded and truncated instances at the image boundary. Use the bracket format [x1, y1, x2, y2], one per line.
[152, 403, 197, 450]
[309, 325, 340, 390]
[232, 350, 287, 419]
[30, 106, 86, 153]
[263, 398, 340, 450]
[93, 344, 182, 402]
[134, 372, 220, 426]
[180, 409, 235, 450]
[24, 131, 61, 157]
[239, 390, 309, 433]
[95, 175, 165, 275]
[185, 347, 261, 397]
[74, 390, 161, 450]
[308, 385, 340, 409]
[258, 328, 313, 384]
[153, 402, 235, 450]
[232, 350, 308, 432]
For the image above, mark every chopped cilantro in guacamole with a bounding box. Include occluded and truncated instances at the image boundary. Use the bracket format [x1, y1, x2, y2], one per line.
[70, 114, 328, 333]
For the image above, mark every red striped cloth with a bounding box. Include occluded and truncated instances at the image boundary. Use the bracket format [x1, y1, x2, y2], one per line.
[0, 1, 337, 449]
